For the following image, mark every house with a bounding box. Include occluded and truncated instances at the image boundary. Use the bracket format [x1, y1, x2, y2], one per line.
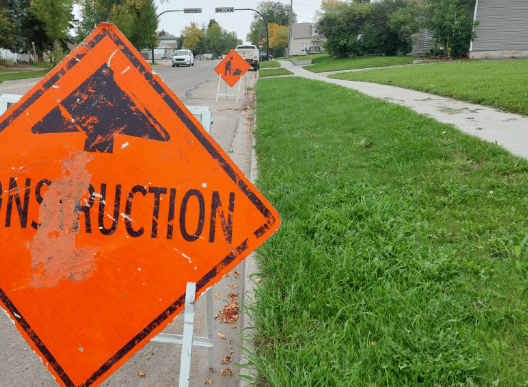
[470, 0, 528, 59]
[289, 23, 325, 56]
[409, 0, 434, 56]
[140, 33, 179, 61]
[157, 33, 179, 59]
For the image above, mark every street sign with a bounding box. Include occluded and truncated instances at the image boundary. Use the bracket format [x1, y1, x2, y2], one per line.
[259, 40, 264, 48]
[214, 49, 251, 88]
[183, 8, 201, 13]
[0, 23, 279, 387]
[215, 7, 234, 12]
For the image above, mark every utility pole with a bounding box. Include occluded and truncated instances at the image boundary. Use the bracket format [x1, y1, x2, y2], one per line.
[288, 0, 293, 57]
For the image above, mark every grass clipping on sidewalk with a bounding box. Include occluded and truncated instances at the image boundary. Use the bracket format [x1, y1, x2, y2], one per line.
[251, 77, 528, 386]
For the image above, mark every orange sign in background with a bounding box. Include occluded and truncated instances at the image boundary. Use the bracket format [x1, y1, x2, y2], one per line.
[214, 49, 251, 87]
[0, 23, 280, 387]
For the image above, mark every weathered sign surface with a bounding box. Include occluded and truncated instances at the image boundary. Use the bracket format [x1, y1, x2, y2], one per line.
[0, 23, 280, 387]
[214, 49, 251, 88]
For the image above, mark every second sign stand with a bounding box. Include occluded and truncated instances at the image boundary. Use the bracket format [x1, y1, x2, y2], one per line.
[151, 282, 215, 387]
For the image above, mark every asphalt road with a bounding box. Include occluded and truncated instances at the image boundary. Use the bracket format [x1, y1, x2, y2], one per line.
[0, 59, 258, 387]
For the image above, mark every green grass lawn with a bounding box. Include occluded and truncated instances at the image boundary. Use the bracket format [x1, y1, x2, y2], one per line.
[251, 77, 528, 386]
[292, 53, 329, 62]
[258, 68, 293, 77]
[0, 68, 50, 83]
[259, 60, 281, 68]
[302, 54, 417, 73]
[329, 59, 528, 116]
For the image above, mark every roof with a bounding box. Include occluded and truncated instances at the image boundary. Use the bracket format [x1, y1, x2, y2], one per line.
[158, 34, 178, 41]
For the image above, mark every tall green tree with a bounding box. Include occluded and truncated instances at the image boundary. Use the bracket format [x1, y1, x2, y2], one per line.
[424, 0, 478, 57]
[318, 1, 369, 58]
[221, 30, 241, 54]
[206, 21, 222, 58]
[361, 0, 421, 56]
[0, 0, 27, 52]
[0, 6, 16, 49]
[247, 1, 296, 47]
[77, 0, 157, 50]
[75, 0, 106, 42]
[30, 0, 74, 63]
[128, 0, 157, 50]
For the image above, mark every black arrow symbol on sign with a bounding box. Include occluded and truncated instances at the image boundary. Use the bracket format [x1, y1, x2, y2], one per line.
[32, 64, 170, 153]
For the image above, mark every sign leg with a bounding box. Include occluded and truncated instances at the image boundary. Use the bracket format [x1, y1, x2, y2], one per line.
[206, 289, 215, 371]
[236, 76, 242, 104]
[179, 282, 196, 387]
[216, 74, 222, 102]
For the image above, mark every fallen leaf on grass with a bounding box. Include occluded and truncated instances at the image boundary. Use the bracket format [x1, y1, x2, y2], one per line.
[138, 370, 146, 377]
[256, 278, 261, 284]
[218, 332, 226, 340]
[204, 378, 212, 384]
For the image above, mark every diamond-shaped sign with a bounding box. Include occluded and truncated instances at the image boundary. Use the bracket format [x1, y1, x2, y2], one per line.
[214, 49, 251, 88]
[0, 23, 280, 387]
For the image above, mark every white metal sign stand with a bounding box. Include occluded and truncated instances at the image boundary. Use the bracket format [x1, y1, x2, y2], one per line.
[151, 282, 215, 387]
[216, 73, 243, 103]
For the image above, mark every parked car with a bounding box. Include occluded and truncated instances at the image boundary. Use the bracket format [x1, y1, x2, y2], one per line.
[172, 50, 194, 67]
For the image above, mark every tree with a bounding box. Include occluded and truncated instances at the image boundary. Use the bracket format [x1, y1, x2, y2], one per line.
[221, 30, 240, 54]
[0, 7, 16, 49]
[76, 0, 157, 50]
[1, 0, 27, 52]
[30, 0, 74, 63]
[256, 1, 296, 26]
[181, 22, 202, 53]
[75, 0, 106, 42]
[128, 0, 157, 50]
[361, 0, 421, 56]
[207, 18, 218, 29]
[268, 23, 288, 57]
[247, 1, 296, 47]
[206, 22, 222, 58]
[318, 1, 369, 58]
[424, 0, 478, 57]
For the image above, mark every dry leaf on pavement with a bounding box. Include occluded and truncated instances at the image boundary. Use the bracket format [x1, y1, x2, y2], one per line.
[222, 351, 233, 364]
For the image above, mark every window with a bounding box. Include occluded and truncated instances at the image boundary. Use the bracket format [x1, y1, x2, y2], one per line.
[301, 43, 309, 52]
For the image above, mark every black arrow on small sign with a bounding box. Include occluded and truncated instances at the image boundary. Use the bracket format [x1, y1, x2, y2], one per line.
[32, 64, 170, 153]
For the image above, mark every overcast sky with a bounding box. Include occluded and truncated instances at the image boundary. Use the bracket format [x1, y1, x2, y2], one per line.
[155, 0, 324, 44]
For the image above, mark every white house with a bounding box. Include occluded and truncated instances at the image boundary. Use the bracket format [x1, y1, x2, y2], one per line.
[470, 0, 528, 59]
[289, 23, 325, 56]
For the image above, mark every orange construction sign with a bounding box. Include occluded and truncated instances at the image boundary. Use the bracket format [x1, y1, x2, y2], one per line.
[0, 23, 280, 387]
[214, 49, 251, 87]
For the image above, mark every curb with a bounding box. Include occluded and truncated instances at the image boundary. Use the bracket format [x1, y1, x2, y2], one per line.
[237, 73, 260, 387]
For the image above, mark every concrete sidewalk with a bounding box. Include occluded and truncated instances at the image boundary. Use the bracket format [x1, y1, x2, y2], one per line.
[279, 60, 528, 160]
